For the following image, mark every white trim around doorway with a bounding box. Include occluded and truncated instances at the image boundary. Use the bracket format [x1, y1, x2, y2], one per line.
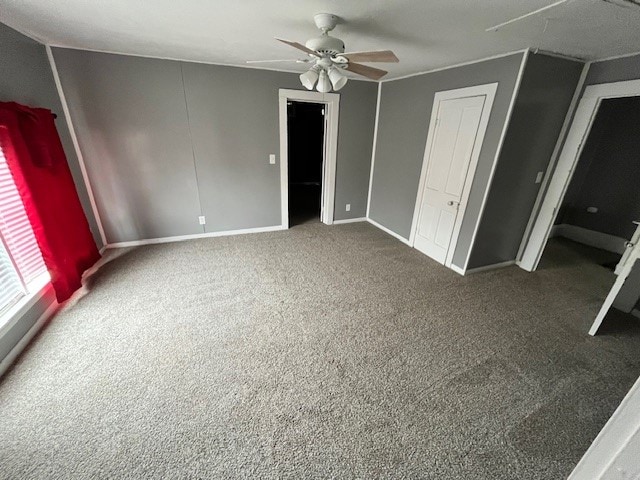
[518, 78, 640, 271]
[278, 89, 340, 228]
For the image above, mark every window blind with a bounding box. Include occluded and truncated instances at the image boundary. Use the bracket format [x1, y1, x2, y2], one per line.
[0, 146, 47, 286]
[0, 239, 24, 315]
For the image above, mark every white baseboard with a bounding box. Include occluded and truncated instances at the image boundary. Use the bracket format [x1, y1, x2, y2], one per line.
[366, 218, 411, 245]
[551, 224, 626, 254]
[464, 260, 516, 275]
[332, 217, 367, 225]
[106, 224, 286, 249]
[366, 218, 513, 275]
[0, 300, 58, 379]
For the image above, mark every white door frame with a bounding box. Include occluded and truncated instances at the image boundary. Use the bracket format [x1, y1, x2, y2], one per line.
[409, 82, 498, 268]
[518, 79, 640, 271]
[278, 89, 340, 228]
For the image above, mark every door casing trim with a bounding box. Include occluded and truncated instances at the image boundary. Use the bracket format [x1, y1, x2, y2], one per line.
[278, 89, 340, 228]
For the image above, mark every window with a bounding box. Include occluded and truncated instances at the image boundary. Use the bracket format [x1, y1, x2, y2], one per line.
[0, 145, 48, 317]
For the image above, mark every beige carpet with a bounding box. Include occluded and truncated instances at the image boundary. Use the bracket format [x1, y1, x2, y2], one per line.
[1, 222, 639, 479]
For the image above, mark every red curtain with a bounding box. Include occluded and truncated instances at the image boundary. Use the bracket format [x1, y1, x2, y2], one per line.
[0, 102, 100, 302]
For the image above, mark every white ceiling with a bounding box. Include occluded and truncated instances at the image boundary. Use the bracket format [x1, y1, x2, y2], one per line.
[2, 0, 640, 80]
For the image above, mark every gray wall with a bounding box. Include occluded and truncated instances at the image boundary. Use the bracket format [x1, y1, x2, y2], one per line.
[368, 53, 524, 268]
[558, 97, 640, 240]
[53, 48, 377, 243]
[467, 54, 584, 268]
[556, 101, 611, 228]
[53, 50, 204, 242]
[333, 81, 377, 220]
[585, 53, 640, 86]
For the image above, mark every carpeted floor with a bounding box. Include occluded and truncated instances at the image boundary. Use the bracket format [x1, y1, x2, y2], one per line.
[1, 222, 639, 479]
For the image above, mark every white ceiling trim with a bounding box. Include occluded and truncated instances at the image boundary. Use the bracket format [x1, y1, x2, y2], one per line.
[591, 49, 640, 64]
[380, 48, 530, 83]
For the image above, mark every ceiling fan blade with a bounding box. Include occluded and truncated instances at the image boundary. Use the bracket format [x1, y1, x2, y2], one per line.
[340, 50, 399, 63]
[246, 59, 310, 64]
[345, 62, 388, 80]
[276, 38, 319, 57]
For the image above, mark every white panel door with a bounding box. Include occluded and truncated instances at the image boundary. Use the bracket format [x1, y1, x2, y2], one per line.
[414, 95, 486, 264]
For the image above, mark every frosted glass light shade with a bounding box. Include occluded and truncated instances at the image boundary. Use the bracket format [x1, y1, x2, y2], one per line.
[328, 67, 348, 91]
[299, 68, 319, 90]
[317, 70, 331, 93]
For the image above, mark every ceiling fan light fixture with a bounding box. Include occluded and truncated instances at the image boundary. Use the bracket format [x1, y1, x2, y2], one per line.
[256, 13, 397, 83]
[328, 67, 348, 91]
[316, 69, 332, 93]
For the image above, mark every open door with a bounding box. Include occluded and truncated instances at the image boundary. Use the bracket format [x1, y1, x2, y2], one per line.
[590, 226, 640, 335]
[615, 221, 640, 275]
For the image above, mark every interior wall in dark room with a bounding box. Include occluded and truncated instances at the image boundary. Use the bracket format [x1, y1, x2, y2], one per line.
[558, 96, 640, 241]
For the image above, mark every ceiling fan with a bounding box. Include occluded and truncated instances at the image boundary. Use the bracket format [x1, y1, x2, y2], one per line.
[247, 13, 399, 92]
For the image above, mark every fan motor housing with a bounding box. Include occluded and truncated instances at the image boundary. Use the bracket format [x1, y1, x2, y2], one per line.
[314, 13, 339, 31]
[305, 35, 345, 55]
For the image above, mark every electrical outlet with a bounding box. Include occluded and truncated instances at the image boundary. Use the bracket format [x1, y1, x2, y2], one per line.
[269, 154, 276, 164]
[198, 216, 206, 225]
[346, 204, 351, 212]
[535, 171, 544, 184]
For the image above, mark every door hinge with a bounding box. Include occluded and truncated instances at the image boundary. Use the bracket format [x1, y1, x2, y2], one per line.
[321, 108, 325, 115]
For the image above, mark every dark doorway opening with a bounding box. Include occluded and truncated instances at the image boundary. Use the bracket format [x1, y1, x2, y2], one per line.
[545, 96, 640, 270]
[287, 101, 325, 226]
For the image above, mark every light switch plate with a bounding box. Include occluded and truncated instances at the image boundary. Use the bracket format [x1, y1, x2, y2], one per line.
[269, 154, 276, 164]
[535, 171, 544, 184]
[198, 216, 206, 225]
[346, 204, 351, 212]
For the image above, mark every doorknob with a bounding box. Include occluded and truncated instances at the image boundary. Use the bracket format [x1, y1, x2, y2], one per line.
[625, 241, 635, 248]
[447, 201, 458, 206]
